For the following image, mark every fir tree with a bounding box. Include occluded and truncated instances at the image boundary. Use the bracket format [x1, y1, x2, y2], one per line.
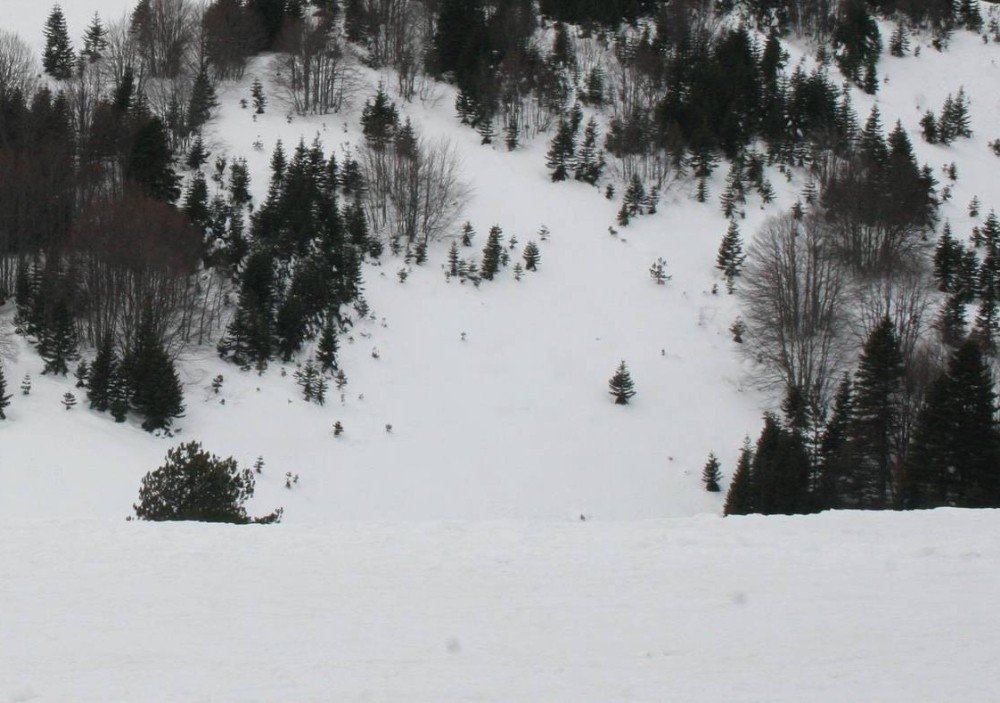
[933, 224, 960, 292]
[817, 375, 854, 509]
[128, 117, 181, 202]
[608, 361, 636, 405]
[127, 315, 185, 432]
[974, 293, 999, 353]
[74, 360, 90, 389]
[448, 241, 461, 276]
[723, 438, 754, 515]
[82, 12, 108, 63]
[716, 221, 746, 293]
[460, 222, 475, 247]
[750, 412, 811, 515]
[294, 360, 322, 402]
[40, 299, 79, 376]
[251, 78, 266, 114]
[211, 375, 224, 394]
[20, 374, 31, 396]
[316, 317, 339, 372]
[623, 174, 646, 219]
[523, 242, 540, 271]
[905, 340, 1000, 508]
[480, 226, 504, 280]
[0, 362, 11, 419]
[361, 86, 399, 150]
[938, 294, 968, 348]
[573, 118, 604, 185]
[62, 392, 77, 410]
[187, 137, 209, 171]
[109, 370, 130, 422]
[87, 335, 116, 412]
[649, 258, 669, 285]
[849, 317, 904, 508]
[43, 5, 75, 79]
[187, 65, 219, 133]
[545, 118, 577, 182]
[702, 453, 722, 492]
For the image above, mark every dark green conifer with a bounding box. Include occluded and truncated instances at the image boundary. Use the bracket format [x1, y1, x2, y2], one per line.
[702, 453, 722, 492]
[608, 361, 636, 405]
[43, 5, 75, 79]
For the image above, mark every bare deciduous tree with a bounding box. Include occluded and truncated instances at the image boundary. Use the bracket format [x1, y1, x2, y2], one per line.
[741, 213, 852, 407]
[272, 17, 356, 115]
[0, 30, 37, 99]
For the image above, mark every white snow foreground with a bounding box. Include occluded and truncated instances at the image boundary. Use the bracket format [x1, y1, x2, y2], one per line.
[1, 509, 997, 702]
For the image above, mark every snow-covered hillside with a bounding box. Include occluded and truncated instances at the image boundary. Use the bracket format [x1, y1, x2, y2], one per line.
[3, 509, 999, 702]
[4, 1, 997, 523]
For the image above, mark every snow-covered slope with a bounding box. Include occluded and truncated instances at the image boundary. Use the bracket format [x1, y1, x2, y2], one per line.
[3, 509, 999, 702]
[3, 5, 1000, 521]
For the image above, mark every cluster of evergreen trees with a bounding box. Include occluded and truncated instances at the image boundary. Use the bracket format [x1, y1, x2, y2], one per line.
[724, 319, 1000, 515]
[218, 139, 367, 371]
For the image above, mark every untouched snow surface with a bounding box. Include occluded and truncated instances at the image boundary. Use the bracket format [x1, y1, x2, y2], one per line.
[2, 509, 999, 702]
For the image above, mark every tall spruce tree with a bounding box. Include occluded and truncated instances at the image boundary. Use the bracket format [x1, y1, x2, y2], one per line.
[39, 299, 79, 376]
[817, 375, 854, 509]
[716, 221, 746, 294]
[905, 340, 1000, 508]
[849, 317, 904, 508]
[43, 5, 75, 80]
[480, 226, 504, 280]
[316, 316, 339, 372]
[723, 438, 754, 515]
[127, 117, 181, 202]
[127, 314, 185, 432]
[546, 118, 577, 182]
[82, 12, 108, 63]
[87, 334, 117, 412]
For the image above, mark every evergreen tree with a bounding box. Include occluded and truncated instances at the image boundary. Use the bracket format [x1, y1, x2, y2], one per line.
[187, 136, 209, 170]
[702, 453, 722, 492]
[523, 242, 540, 271]
[649, 258, 669, 285]
[974, 293, 999, 353]
[545, 118, 577, 182]
[361, 86, 400, 149]
[623, 174, 647, 219]
[20, 374, 31, 396]
[316, 317, 339, 372]
[128, 117, 180, 202]
[933, 224, 960, 292]
[109, 370, 130, 422]
[938, 294, 968, 348]
[480, 226, 504, 280]
[62, 392, 77, 410]
[43, 5, 75, 79]
[134, 441, 282, 523]
[906, 340, 1000, 508]
[716, 221, 746, 293]
[74, 360, 90, 389]
[87, 335, 117, 412]
[0, 362, 11, 419]
[188, 65, 219, 133]
[750, 412, 811, 515]
[39, 299, 79, 376]
[849, 317, 905, 508]
[817, 375, 854, 509]
[127, 315, 185, 432]
[82, 12, 108, 63]
[573, 118, 604, 185]
[608, 361, 636, 405]
[448, 240, 461, 276]
[723, 438, 754, 515]
[251, 78, 266, 114]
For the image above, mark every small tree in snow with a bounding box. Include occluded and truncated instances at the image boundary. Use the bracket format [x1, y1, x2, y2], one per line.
[608, 361, 636, 405]
[702, 453, 722, 492]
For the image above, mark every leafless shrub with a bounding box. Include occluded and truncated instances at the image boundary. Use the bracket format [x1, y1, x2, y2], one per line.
[272, 16, 357, 115]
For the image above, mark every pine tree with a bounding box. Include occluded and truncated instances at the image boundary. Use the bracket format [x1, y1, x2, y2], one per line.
[523, 242, 540, 271]
[109, 370, 130, 422]
[0, 362, 11, 419]
[573, 118, 604, 185]
[20, 374, 31, 396]
[127, 315, 185, 432]
[750, 412, 811, 515]
[974, 293, 999, 353]
[316, 317, 339, 372]
[480, 226, 503, 280]
[43, 5, 75, 79]
[958, 0, 983, 32]
[187, 137, 209, 171]
[933, 224, 960, 292]
[905, 340, 1000, 508]
[716, 221, 746, 293]
[187, 65, 219, 133]
[938, 294, 968, 348]
[702, 453, 722, 492]
[361, 86, 399, 149]
[817, 375, 854, 509]
[448, 241, 460, 276]
[723, 438, 754, 515]
[888, 23, 909, 57]
[649, 258, 669, 285]
[623, 174, 646, 218]
[74, 360, 90, 389]
[40, 299, 79, 376]
[251, 78, 266, 114]
[849, 317, 904, 509]
[295, 360, 322, 402]
[82, 12, 107, 63]
[86, 335, 117, 412]
[545, 118, 577, 182]
[608, 361, 636, 405]
[460, 222, 475, 247]
[62, 392, 77, 410]
[128, 117, 181, 202]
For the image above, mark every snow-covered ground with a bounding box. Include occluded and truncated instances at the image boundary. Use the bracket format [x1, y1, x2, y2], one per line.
[2, 509, 998, 702]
